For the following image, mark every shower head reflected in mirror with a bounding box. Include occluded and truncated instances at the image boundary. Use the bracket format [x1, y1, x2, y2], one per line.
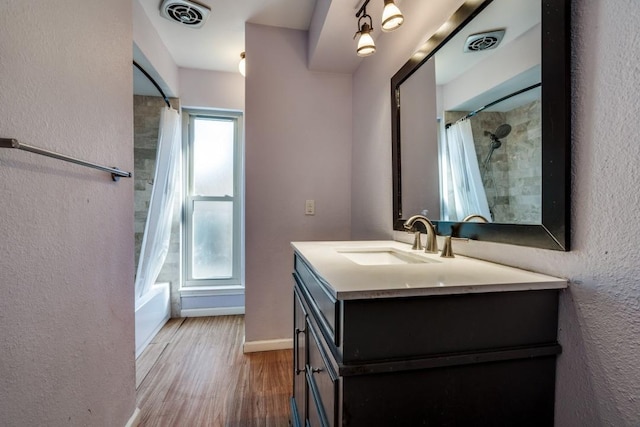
[483, 123, 511, 167]
[484, 123, 512, 149]
[493, 123, 512, 139]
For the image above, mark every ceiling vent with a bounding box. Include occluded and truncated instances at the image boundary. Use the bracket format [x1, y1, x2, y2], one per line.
[159, 0, 211, 29]
[463, 29, 506, 52]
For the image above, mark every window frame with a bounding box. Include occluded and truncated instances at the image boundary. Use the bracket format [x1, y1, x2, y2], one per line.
[182, 109, 244, 289]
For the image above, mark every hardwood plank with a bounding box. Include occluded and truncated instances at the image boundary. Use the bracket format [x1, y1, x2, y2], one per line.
[136, 342, 169, 389]
[151, 317, 186, 345]
[136, 315, 293, 426]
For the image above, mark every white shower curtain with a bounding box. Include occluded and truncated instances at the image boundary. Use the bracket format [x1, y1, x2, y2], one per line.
[440, 119, 491, 222]
[135, 107, 181, 300]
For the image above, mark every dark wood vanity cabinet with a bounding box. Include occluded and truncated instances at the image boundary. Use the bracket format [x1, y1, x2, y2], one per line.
[292, 289, 307, 426]
[290, 254, 562, 427]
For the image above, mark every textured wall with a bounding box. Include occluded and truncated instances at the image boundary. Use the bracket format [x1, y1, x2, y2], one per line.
[134, 95, 182, 316]
[244, 23, 352, 342]
[353, 0, 640, 424]
[0, 0, 136, 425]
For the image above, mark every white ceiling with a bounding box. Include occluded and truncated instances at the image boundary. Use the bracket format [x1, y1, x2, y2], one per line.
[133, 0, 402, 82]
[434, 0, 540, 85]
[432, 0, 541, 112]
[135, 0, 540, 112]
[137, 0, 319, 73]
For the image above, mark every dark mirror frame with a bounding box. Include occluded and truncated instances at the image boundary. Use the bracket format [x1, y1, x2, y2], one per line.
[391, 0, 570, 251]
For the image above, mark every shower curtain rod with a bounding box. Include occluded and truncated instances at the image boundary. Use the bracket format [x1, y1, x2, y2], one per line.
[0, 138, 132, 181]
[446, 82, 542, 128]
[133, 61, 171, 108]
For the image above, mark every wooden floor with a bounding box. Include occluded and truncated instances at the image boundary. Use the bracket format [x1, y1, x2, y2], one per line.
[136, 316, 293, 427]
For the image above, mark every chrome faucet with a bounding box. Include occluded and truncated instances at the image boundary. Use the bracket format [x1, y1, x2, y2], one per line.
[403, 215, 438, 254]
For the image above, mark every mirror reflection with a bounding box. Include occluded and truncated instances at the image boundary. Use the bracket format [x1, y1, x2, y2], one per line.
[399, 0, 542, 224]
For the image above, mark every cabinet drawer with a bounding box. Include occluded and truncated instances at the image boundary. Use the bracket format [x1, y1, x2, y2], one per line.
[307, 319, 338, 427]
[294, 255, 339, 346]
[340, 290, 560, 363]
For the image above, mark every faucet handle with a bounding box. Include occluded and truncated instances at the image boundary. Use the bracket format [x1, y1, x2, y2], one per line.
[440, 236, 455, 258]
[411, 230, 423, 250]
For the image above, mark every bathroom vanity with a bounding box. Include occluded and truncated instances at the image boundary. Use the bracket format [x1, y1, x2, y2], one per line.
[290, 241, 567, 426]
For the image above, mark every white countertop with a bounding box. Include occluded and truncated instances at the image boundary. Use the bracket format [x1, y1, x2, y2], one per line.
[291, 240, 567, 300]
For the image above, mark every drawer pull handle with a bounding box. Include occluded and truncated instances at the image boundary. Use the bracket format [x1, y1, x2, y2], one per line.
[294, 327, 306, 375]
[311, 367, 323, 374]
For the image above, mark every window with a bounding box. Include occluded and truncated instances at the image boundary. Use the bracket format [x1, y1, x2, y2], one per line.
[183, 110, 243, 288]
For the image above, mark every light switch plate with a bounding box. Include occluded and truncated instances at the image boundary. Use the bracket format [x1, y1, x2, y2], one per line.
[305, 199, 315, 215]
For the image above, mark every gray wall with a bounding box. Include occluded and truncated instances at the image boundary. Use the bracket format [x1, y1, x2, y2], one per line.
[244, 23, 352, 343]
[0, 0, 136, 425]
[400, 59, 441, 219]
[352, 0, 640, 424]
[179, 68, 245, 111]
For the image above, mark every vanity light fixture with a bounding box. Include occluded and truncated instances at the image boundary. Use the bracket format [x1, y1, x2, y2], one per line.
[354, 1, 376, 57]
[381, 0, 404, 32]
[238, 51, 246, 77]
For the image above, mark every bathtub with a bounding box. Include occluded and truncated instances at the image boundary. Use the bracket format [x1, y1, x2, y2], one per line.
[135, 282, 170, 358]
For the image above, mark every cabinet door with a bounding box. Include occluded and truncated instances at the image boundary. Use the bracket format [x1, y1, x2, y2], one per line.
[292, 289, 307, 426]
[306, 320, 338, 427]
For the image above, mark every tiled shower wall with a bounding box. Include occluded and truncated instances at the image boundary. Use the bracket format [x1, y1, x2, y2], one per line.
[469, 100, 542, 223]
[502, 100, 542, 223]
[446, 99, 541, 224]
[133, 95, 181, 316]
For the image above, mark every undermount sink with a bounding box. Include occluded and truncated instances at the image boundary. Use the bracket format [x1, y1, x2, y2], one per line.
[337, 248, 440, 266]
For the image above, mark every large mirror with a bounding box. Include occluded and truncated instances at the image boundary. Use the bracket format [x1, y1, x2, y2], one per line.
[391, 0, 570, 250]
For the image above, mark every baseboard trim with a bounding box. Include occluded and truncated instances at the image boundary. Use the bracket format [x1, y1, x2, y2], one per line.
[180, 306, 245, 317]
[179, 286, 244, 297]
[125, 407, 141, 427]
[243, 338, 293, 353]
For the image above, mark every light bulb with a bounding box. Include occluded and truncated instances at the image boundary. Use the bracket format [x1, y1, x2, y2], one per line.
[381, 0, 404, 32]
[356, 24, 376, 57]
[238, 52, 246, 77]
